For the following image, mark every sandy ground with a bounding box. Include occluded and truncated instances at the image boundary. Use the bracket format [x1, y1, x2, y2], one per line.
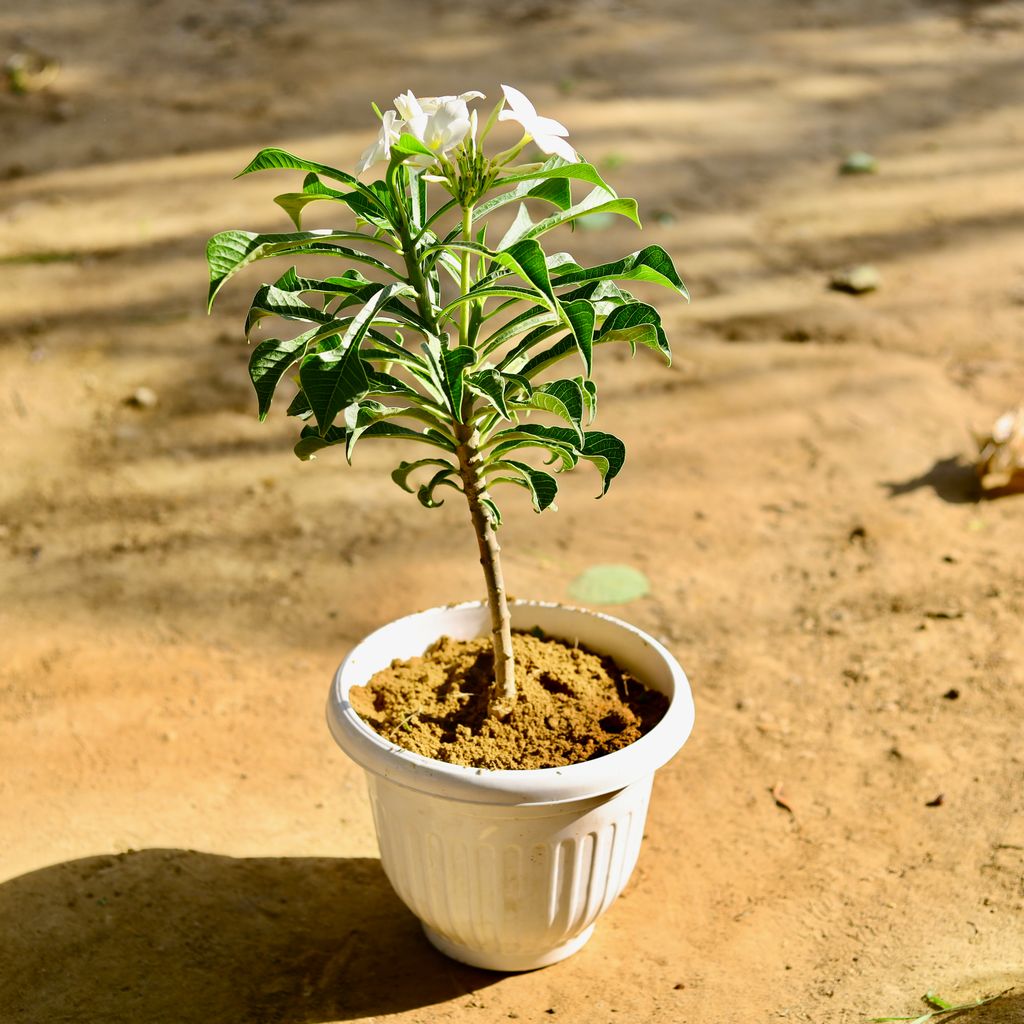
[2, 1, 1023, 1021]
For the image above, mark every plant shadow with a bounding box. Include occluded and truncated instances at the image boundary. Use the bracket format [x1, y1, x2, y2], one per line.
[882, 456, 983, 504]
[0, 849, 498, 1024]
[884, 456, 1024, 504]
[946, 991, 1022, 1023]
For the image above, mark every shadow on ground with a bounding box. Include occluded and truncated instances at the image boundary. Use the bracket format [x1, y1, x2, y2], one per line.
[883, 456, 983, 504]
[884, 456, 1024, 504]
[0, 849, 496, 1024]
[945, 991, 1022, 1023]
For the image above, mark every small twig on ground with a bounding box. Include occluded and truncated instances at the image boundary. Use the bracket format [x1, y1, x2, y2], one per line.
[771, 781, 794, 814]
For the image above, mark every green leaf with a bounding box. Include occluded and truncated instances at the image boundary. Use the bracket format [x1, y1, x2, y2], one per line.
[480, 496, 502, 528]
[488, 423, 579, 471]
[248, 327, 317, 420]
[237, 148, 362, 190]
[343, 400, 411, 461]
[273, 176, 352, 230]
[298, 284, 407, 431]
[359, 420, 456, 452]
[441, 284, 554, 321]
[296, 420, 455, 461]
[365, 369, 435, 405]
[271, 267, 370, 295]
[299, 336, 369, 434]
[923, 994, 952, 1012]
[563, 278, 638, 317]
[420, 339, 476, 417]
[481, 307, 559, 353]
[466, 370, 511, 419]
[581, 377, 597, 421]
[409, 168, 428, 230]
[245, 283, 335, 335]
[465, 368, 529, 421]
[527, 176, 573, 210]
[416, 468, 461, 508]
[520, 187, 641, 241]
[560, 298, 596, 374]
[475, 172, 576, 221]
[496, 459, 558, 512]
[294, 424, 346, 460]
[392, 133, 437, 162]
[443, 345, 477, 416]
[338, 283, 414, 348]
[493, 157, 617, 195]
[263, 163, 397, 231]
[516, 334, 577, 378]
[551, 244, 688, 299]
[500, 238, 555, 303]
[568, 564, 650, 605]
[206, 229, 399, 309]
[286, 389, 312, 419]
[436, 238, 556, 307]
[266, 269, 429, 333]
[485, 425, 624, 493]
[392, 458, 458, 493]
[273, 265, 300, 290]
[497, 203, 536, 249]
[598, 301, 672, 363]
[512, 377, 585, 442]
[580, 431, 626, 495]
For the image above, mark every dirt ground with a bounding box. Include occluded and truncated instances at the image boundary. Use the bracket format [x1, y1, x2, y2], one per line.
[2, 1, 1023, 1021]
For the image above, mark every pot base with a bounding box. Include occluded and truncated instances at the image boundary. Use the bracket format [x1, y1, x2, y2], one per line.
[422, 923, 596, 972]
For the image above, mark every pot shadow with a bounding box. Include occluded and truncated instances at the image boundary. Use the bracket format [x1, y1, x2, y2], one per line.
[0, 849, 497, 1024]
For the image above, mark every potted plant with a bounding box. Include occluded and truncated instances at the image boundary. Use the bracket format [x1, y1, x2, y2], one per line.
[207, 85, 695, 970]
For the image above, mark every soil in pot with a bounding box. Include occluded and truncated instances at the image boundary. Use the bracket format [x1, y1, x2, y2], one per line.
[349, 630, 668, 770]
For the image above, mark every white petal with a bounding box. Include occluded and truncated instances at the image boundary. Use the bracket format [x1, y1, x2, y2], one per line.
[407, 111, 430, 142]
[534, 134, 577, 162]
[356, 141, 380, 174]
[528, 113, 569, 138]
[357, 110, 406, 173]
[499, 83, 537, 120]
[394, 91, 423, 121]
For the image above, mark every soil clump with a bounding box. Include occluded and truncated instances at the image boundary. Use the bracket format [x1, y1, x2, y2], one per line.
[350, 631, 669, 770]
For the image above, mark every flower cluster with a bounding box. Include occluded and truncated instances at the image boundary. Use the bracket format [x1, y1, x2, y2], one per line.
[356, 84, 577, 177]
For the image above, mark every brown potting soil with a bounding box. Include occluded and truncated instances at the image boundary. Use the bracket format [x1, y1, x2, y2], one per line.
[349, 631, 669, 770]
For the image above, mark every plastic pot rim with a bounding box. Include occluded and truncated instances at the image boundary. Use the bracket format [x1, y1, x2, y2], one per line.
[326, 600, 695, 806]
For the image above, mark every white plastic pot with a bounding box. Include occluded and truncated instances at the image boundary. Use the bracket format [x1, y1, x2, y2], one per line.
[326, 600, 695, 971]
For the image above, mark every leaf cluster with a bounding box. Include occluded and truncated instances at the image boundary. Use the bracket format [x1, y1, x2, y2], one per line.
[206, 144, 687, 524]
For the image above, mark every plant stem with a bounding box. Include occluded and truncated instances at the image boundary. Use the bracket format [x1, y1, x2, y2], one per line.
[460, 204, 474, 346]
[390, 174, 437, 329]
[454, 421, 516, 710]
[394, 179, 516, 714]
[456, 200, 515, 710]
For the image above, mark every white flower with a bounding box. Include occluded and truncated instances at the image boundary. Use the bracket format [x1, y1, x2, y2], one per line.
[356, 108, 402, 174]
[356, 91, 485, 174]
[394, 90, 484, 120]
[395, 90, 484, 167]
[498, 84, 577, 162]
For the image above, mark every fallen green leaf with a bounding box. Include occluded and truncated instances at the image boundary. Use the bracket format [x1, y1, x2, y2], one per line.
[568, 564, 650, 605]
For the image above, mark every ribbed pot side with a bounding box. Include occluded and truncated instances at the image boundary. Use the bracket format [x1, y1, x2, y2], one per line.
[326, 601, 695, 972]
